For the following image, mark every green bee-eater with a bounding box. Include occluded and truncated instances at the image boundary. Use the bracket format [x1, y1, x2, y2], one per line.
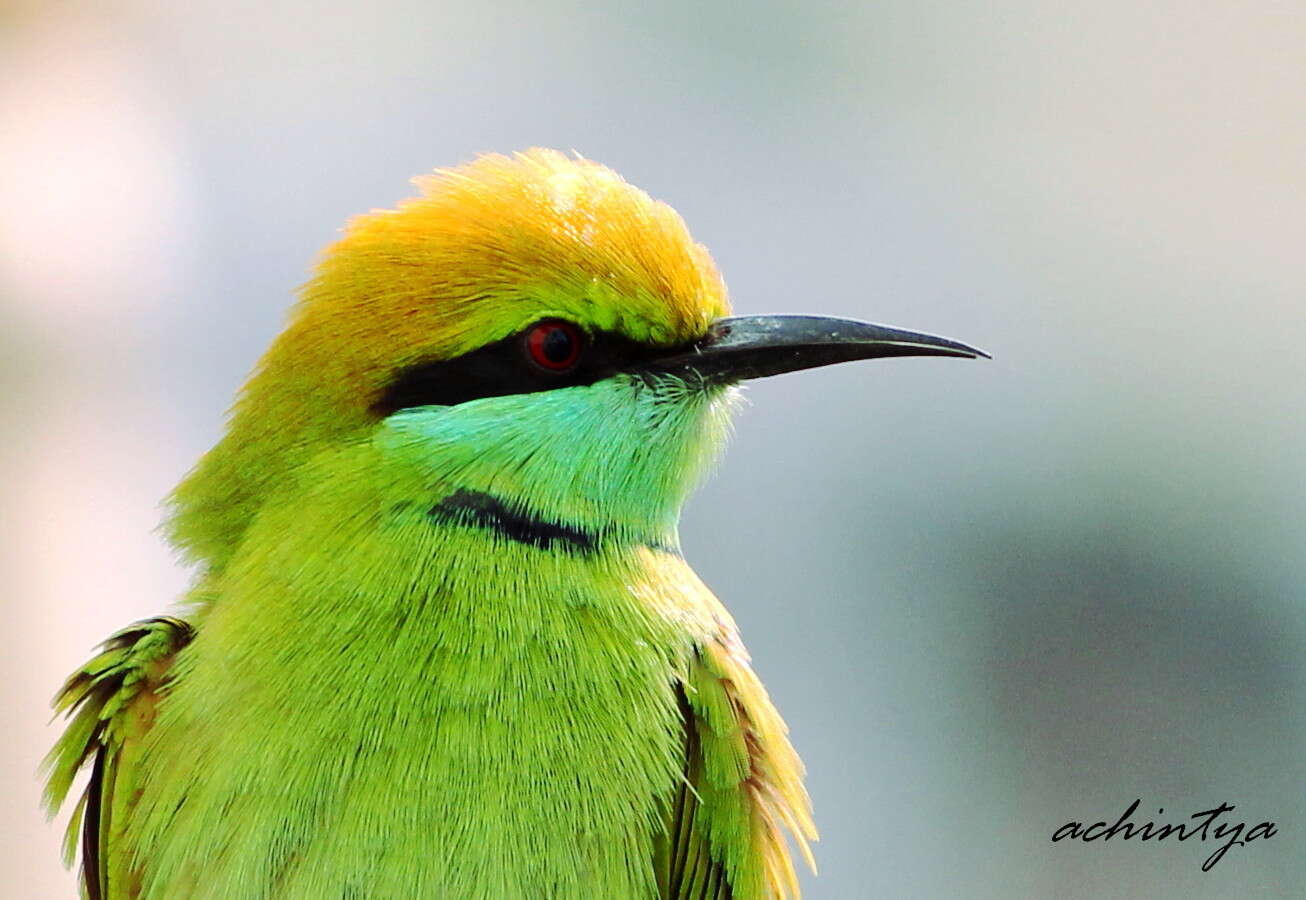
[44, 149, 984, 898]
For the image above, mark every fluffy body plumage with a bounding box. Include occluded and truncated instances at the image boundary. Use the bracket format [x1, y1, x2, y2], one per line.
[46, 150, 814, 898]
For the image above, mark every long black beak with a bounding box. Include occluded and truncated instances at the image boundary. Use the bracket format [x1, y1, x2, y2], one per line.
[642, 314, 988, 383]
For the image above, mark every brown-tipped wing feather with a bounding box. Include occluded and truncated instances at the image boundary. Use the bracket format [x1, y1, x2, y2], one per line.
[43, 617, 195, 900]
[656, 634, 816, 899]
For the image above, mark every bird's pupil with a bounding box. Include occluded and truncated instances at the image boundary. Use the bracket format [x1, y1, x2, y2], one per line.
[542, 328, 573, 363]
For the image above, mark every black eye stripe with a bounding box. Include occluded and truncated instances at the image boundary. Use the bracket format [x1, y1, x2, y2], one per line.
[372, 322, 680, 416]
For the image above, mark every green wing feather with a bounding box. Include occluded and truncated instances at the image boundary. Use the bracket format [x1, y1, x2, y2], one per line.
[43, 617, 195, 900]
[657, 635, 817, 899]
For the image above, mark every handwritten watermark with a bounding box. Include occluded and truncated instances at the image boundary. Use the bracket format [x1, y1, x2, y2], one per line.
[1051, 799, 1277, 871]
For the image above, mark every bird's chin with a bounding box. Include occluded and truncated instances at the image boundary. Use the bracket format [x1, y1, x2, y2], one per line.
[628, 371, 743, 404]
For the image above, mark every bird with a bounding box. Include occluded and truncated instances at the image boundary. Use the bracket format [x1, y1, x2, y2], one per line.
[43, 149, 985, 899]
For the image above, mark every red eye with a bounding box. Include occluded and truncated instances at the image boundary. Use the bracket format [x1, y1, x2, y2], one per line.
[524, 320, 584, 372]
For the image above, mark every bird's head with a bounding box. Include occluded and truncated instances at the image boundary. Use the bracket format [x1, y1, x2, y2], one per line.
[169, 149, 983, 569]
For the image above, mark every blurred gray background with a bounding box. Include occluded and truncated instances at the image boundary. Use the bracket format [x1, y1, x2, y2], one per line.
[3, 0, 1303, 896]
